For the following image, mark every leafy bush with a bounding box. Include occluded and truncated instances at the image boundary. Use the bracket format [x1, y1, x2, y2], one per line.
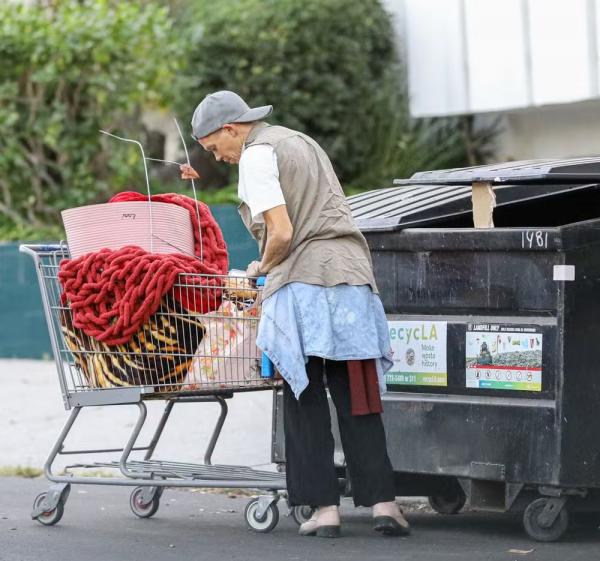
[0, 0, 180, 239]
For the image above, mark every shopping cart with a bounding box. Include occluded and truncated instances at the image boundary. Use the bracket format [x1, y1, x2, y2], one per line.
[20, 243, 288, 533]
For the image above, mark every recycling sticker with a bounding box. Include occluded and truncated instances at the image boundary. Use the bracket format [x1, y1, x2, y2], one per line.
[386, 321, 448, 387]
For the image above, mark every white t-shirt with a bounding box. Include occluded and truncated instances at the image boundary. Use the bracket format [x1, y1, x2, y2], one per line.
[238, 144, 286, 222]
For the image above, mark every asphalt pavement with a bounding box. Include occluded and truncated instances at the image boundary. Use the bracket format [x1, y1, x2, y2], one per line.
[1, 477, 599, 561]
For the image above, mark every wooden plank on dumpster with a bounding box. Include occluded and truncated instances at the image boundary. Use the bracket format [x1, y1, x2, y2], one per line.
[471, 181, 496, 228]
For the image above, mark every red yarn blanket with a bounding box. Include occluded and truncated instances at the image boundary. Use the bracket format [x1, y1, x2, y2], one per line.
[58, 192, 228, 346]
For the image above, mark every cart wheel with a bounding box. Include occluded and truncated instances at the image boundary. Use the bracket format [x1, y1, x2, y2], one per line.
[523, 498, 569, 542]
[244, 498, 279, 533]
[428, 485, 467, 515]
[129, 486, 161, 519]
[32, 492, 65, 526]
[291, 505, 315, 526]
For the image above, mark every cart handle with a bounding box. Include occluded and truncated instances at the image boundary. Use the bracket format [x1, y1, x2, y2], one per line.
[19, 243, 66, 256]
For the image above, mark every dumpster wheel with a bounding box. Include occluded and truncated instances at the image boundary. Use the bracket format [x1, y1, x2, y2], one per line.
[523, 498, 569, 542]
[428, 481, 466, 515]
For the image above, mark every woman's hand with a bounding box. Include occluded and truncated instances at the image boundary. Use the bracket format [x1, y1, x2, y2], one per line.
[179, 163, 200, 180]
[246, 260, 263, 278]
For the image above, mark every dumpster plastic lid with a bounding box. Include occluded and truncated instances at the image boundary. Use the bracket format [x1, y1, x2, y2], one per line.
[394, 156, 600, 186]
[348, 157, 600, 232]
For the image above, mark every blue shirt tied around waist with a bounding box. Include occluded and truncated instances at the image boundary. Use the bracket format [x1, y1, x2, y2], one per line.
[256, 282, 394, 399]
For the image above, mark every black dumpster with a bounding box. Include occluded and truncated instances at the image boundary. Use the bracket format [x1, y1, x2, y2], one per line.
[272, 157, 600, 541]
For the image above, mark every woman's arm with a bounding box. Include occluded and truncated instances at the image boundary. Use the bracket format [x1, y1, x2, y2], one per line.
[247, 205, 293, 276]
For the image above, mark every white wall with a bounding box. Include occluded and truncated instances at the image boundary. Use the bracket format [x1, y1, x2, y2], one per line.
[492, 98, 600, 161]
[402, 0, 600, 117]
[403, 0, 469, 115]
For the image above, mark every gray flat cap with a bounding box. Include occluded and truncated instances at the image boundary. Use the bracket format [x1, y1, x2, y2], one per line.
[191, 91, 273, 140]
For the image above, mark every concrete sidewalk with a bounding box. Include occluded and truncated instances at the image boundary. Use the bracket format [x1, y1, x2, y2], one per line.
[0, 360, 275, 471]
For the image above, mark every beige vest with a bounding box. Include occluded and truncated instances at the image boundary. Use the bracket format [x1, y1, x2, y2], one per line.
[238, 122, 377, 300]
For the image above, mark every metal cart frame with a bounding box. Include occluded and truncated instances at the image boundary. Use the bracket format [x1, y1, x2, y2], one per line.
[21, 243, 288, 533]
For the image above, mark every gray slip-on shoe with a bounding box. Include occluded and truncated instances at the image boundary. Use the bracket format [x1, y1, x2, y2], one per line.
[373, 515, 411, 537]
[298, 518, 341, 538]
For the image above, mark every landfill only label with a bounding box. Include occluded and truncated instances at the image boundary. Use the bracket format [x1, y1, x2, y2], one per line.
[386, 321, 447, 387]
[465, 327, 543, 392]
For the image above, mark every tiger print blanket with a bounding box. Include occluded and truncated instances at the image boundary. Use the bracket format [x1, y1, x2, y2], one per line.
[61, 295, 205, 393]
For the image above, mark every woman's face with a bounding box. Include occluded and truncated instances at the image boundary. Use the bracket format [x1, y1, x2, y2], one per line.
[199, 126, 244, 164]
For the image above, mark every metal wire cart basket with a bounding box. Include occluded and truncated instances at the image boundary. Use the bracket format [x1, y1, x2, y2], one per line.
[21, 243, 288, 533]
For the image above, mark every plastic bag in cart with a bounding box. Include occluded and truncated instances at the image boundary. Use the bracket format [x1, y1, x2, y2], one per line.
[183, 291, 272, 391]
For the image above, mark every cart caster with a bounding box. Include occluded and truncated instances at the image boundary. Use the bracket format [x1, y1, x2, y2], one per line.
[428, 482, 467, 514]
[31, 483, 70, 526]
[523, 498, 569, 542]
[291, 505, 315, 526]
[32, 492, 65, 526]
[244, 497, 280, 533]
[129, 486, 162, 519]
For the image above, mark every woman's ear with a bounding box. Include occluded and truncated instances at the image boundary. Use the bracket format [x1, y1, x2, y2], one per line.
[222, 123, 236, 136]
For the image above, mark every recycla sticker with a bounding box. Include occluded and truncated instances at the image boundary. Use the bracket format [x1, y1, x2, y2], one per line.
[386, 321, 448, 387]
